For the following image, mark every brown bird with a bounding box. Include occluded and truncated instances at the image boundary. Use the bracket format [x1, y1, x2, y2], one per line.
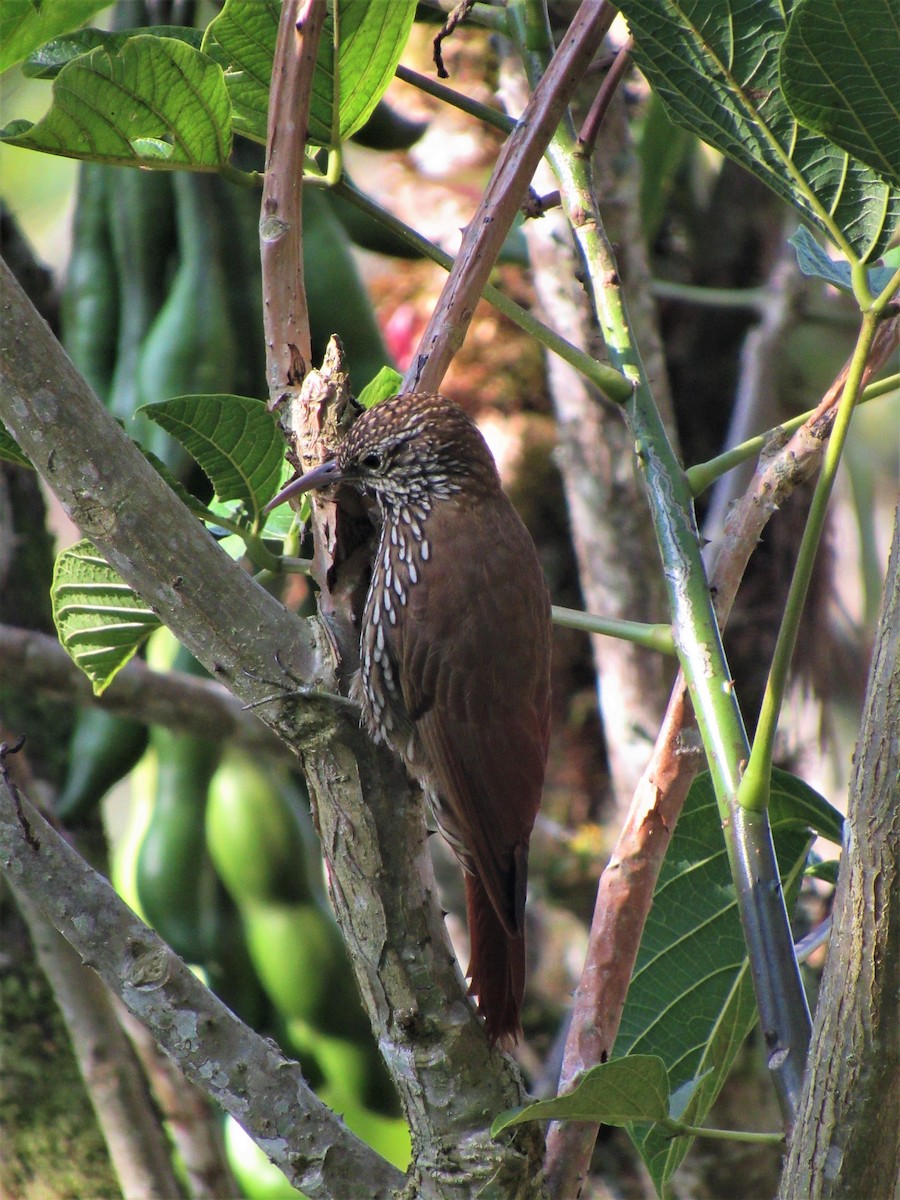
[268, 392, 552, 1043]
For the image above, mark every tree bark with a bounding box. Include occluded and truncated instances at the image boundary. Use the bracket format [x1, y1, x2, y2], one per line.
[777, 500, 900, 1200]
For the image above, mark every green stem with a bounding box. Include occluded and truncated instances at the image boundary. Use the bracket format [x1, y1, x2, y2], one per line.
[509, 0, 810, 1120]
[737, 306, 883, 813]
[650, 279, 768, 311]
[395, 65, 515, 134]
[331, 179, 631, 401]
[660, 1118, 784, 1146]
[552, 606, 675, 653]
[203, 511, 282, 574]
[219, 163, 264, 188]
[686, 373, 899, 497]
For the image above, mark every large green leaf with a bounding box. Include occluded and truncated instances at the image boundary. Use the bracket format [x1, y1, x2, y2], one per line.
[203, 0, 415, 147]
[0, 35, 232, 168]
[139, 394, 285, 516]
[618, 0, 900, 262]
[612, 768, 840, 1195]
[492, 1055, 671, 1136]
[22, 26, 204, 79]
[780, 0, 900, 188]
[0, 0, 109, 73]
[356, 364, 403, 409]
[52, 539, 161, 695]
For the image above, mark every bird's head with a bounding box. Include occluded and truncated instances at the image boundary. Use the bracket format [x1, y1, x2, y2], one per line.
[265, 393, 499, 514]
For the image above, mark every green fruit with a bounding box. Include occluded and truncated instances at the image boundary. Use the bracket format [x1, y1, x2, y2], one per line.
[107, 168, 177, 426]
[243, 902, 342, 1023]
[206, 754, 313, 906]
[56, 708, 148, 821]
[135, 638, 221, 962]
[61, 163, 119, 404]
[135, 172, 237, 475]
[134, 729, 220, 962]
[303, 188, 391, 389]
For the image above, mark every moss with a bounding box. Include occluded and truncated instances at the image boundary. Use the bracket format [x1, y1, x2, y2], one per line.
[0, 904, 120, 1200]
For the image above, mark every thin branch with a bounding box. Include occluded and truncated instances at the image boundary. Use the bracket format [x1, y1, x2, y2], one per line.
[0, 758, 403, 1200]
[0, 624, 291, 759]
[260, 0, 327, 398]
[403, 0, 617, 394]
[576, 35, 633, 157]
[395, 63, 515, 133]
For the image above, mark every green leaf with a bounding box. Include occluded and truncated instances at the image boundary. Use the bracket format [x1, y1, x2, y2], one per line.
[768, 765, 843, 844]
[52, 539, 161, 695]
[357, 365, 403, 409]
[0, 0, 109, 73]
[612, 769, 819, 1196]
[201, 0, 279, 144]
[22, 26, 204, 79]
[491, 1055, 671, 1137]
[203, 0, 415, 147]
[619, 0, 900, 263]
[0, 35, 232, 168]
[0, 421, 31, 468]
[780, 0, 900, 188]
[139, 394, 285, 516]
[805, 858, 839, 884]
[789, 226, 897, 297]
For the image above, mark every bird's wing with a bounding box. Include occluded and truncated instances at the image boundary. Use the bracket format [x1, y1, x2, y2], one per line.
[394, 493, 551, 936]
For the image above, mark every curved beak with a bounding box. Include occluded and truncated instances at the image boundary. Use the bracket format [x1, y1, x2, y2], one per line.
[263, 457, 343, 513]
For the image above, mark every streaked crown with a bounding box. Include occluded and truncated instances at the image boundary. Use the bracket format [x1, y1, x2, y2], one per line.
[337, 393, 501, 509]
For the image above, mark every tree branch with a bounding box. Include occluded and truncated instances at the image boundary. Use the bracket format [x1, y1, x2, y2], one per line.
[0, 623, 290, 758]
[0, 756, 404, 1200]
[404, 0, 620, 395]
[260, 0, 323, 395]
[0, 260, 540, 1194]
[11, 884, 186, 1200]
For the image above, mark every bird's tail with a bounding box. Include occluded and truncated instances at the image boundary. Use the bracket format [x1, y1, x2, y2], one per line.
[464, 872, 526, 1046]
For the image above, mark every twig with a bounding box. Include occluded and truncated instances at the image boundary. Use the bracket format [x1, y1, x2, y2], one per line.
[260, 0, 326, 400]
[404, 0, 618, 394]
[576, 36, 633, 158]
[433, 0, 477, 79]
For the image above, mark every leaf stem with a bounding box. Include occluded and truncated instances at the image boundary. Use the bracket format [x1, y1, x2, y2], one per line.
[508, 0, 811, 1125]
[551, 606, 674, 653]
[395, 65, 515, 134]
[661, 1118, 784, 1145]
[686, 373, 899, 497]
[737, 306, 883, 813]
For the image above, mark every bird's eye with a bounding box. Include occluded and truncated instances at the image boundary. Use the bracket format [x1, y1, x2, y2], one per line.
[361, 451, 382, 471]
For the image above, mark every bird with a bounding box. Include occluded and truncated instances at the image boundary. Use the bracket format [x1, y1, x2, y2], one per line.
[267, 392, 552, 1043]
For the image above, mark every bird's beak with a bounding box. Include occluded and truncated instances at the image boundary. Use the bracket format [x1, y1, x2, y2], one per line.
[263, 457, 343, 513]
